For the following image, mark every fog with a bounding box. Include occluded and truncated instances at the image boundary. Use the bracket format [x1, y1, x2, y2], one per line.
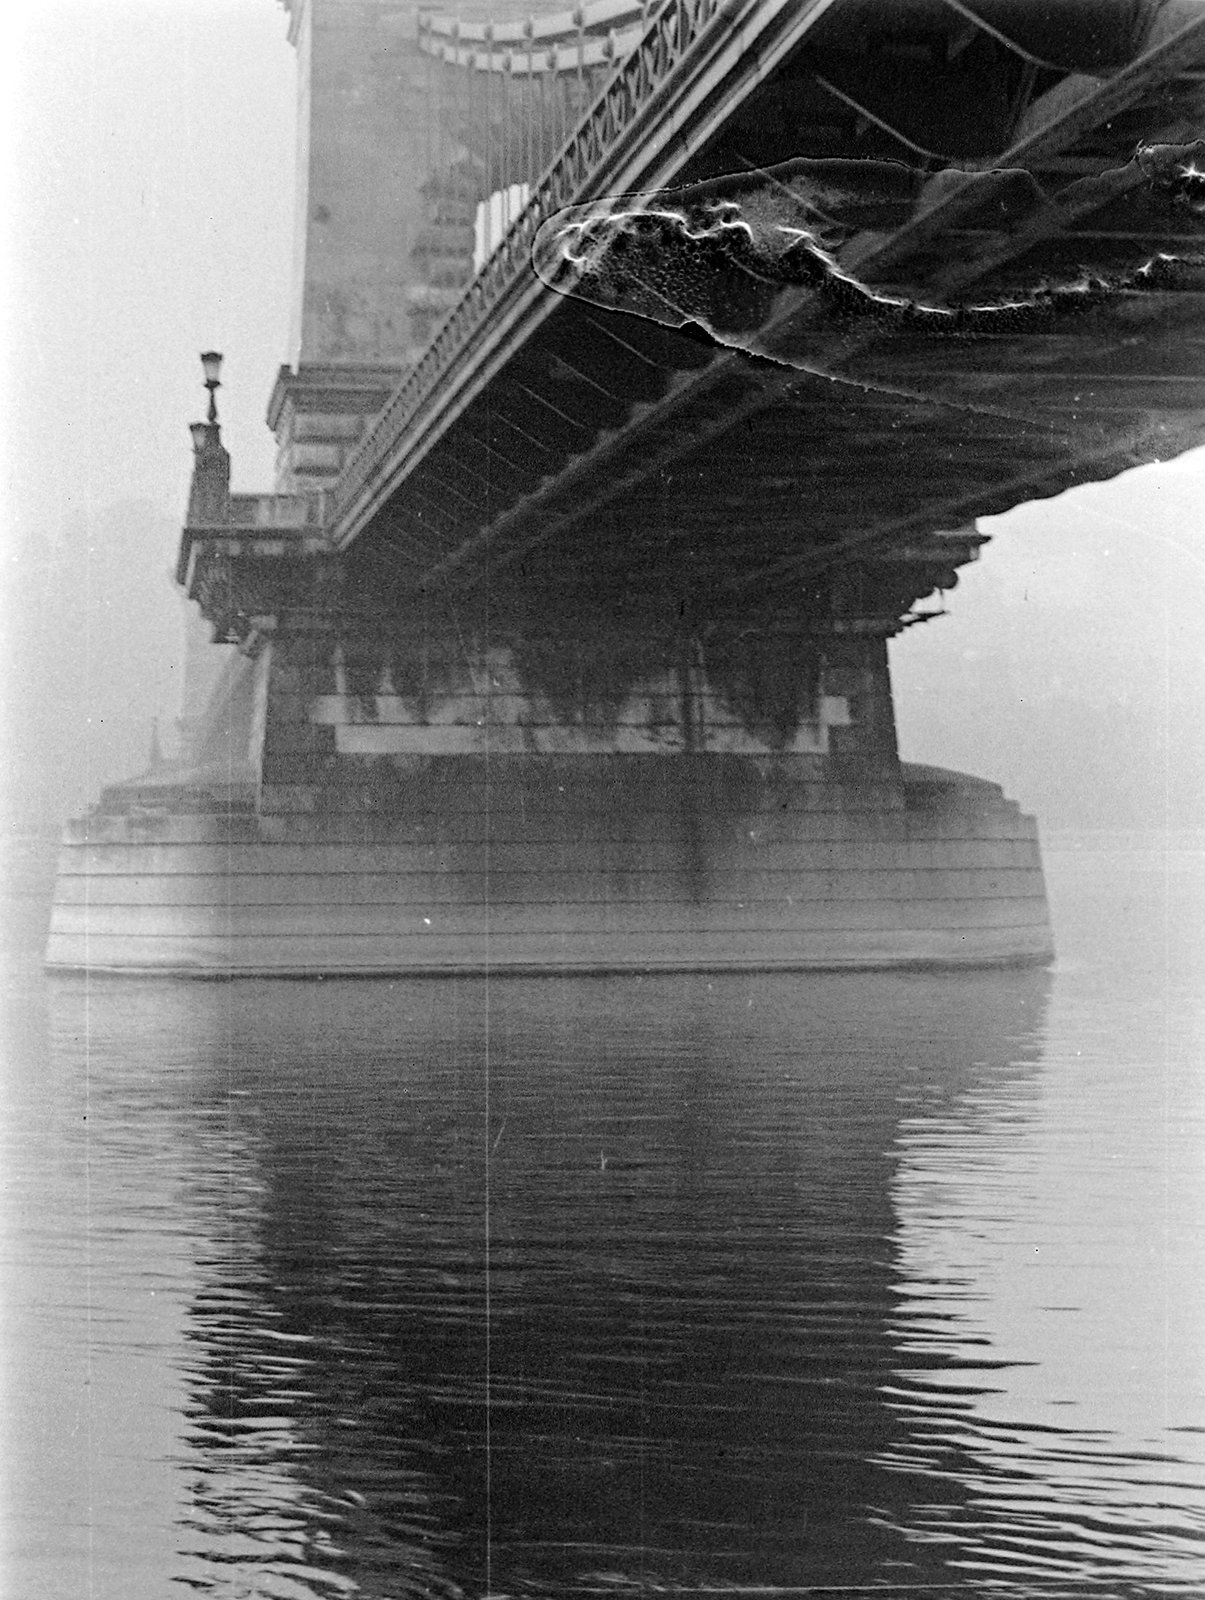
[3, 0, 291, 827]
[893, 461, 1205, 832]
[3, 0, 1202, 835]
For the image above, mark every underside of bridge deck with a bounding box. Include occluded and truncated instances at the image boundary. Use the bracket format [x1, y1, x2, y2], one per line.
[330, 0, 1205, 650]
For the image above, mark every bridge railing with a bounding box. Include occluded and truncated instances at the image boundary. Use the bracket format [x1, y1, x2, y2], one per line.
[332, 0, 725, 530]
[419, 0, 650, 75]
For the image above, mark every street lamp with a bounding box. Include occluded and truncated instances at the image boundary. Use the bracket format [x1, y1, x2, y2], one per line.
[187, 353, 231, 525]
[200, 350, 223, 423]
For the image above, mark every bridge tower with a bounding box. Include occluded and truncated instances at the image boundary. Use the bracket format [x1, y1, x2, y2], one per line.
[47, 0, 1205, 974]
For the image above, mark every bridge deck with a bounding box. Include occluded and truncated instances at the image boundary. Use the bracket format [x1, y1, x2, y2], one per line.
[328, 0, 1205, 615]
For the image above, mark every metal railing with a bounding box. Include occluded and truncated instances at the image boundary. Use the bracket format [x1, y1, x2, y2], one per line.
[418, 0, 650, 75]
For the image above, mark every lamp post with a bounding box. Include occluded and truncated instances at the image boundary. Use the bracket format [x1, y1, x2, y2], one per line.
[200, 350, 223, 424]
[187, 352, 231, 526]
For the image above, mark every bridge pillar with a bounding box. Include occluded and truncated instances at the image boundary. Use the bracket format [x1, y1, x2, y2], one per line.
[269, 0, 428, 492]
[44, 550, 1052, 974]
[270, 0, 543, 487]
[283, 0, 432, 368]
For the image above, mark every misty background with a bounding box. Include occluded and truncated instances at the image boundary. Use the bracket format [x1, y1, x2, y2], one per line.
[2, 0, 1202, 838]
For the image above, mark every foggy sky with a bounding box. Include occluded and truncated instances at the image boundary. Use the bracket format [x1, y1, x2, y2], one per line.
[3, 0, 1203, 833]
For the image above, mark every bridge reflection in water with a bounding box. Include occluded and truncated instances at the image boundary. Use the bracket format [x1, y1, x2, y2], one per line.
[35, 954, 1198, 1597]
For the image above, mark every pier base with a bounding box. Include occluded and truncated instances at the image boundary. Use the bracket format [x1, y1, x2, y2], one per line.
[46, 756, 1051, 976]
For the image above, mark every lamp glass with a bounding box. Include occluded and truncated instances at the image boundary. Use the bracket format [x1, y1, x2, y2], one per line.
[189, 421, 211, 453]
[200, 351, 223, 385]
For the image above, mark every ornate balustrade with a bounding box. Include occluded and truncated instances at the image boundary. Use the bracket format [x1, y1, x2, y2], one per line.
[418, 0, 649, 74]
[177, 491, 332, 643]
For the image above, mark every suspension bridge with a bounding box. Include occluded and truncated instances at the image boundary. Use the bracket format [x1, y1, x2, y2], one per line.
[47, 0, 1205, 975]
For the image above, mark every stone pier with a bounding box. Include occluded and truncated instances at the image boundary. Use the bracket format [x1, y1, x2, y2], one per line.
[46, 588, 1052, 974]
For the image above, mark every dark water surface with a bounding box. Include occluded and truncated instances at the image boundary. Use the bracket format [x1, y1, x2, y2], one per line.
[3, 834, 1203, 1598]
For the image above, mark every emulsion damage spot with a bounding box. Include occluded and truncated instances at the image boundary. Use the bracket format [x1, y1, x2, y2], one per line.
[532, 151, 1205, 379]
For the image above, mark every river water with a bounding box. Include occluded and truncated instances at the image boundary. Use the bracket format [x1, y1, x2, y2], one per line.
[2, 832, 1202, 1599]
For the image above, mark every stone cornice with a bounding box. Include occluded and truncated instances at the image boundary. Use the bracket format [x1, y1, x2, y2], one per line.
[266, 364, 407, 432]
